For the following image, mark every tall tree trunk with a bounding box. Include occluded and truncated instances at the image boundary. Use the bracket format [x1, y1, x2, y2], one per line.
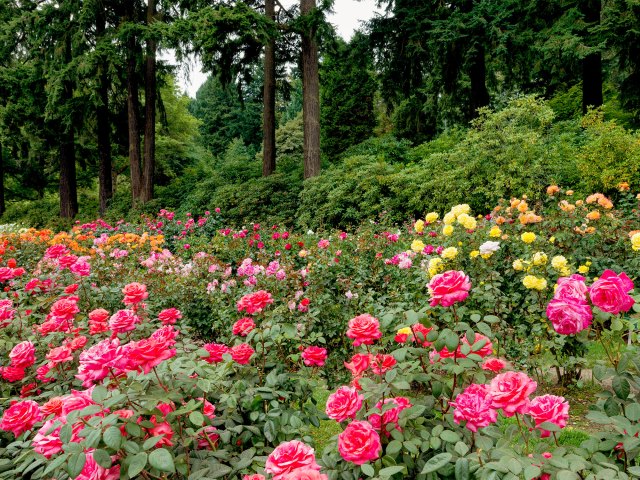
[127, 7, 142, 202]
[96, 7, 112, 216]
[60, 36, 78, 218]
[582, 0, 603, 114]
[301, 0, 321, 179]
[0, 142, 5, 217]
[468, 42, 490, 118]
[262, 0, 276, 176]
[140, 0, 156, 203]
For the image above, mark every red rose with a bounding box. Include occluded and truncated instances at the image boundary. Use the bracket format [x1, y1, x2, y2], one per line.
[344, 353, 371, 376]
[1, 366, 25, 382]
[589, 270, 635, 314]
[370, 354, 396, 375]
[230, 343, 255, 365]
[202, 343, 229, 363]
[158, 308, 182, 325]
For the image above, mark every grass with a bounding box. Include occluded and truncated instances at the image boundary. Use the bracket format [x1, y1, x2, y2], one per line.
[308, 387, 342, 453]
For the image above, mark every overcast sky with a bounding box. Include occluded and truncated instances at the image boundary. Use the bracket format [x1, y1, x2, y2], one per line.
[167, 0, 383, 97]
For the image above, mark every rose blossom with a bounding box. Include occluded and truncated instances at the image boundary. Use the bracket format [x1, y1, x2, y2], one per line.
[546, 297, 593, 335]
[338, 421, 382, 465]
[325, 386, 363, 422]
[589, 270, 635, 314]
[232, 317, 256, 336]
[527, 395, 570, 437]
[77, 450, 120, 480]
[0, 400, 41, 436]
[237, 290, 274, 315]
[40, 397, 64, 418]
[482, 358, 507, 373]
[459, 333, 493, 358]
[489, 371, 537, 417]
[554, 274, 588, 302]
[243, 476, 266, 480]
[122, 282, 149, 305]
[370, 354, 396, 374]
[76, 338, 125, 387]
[49, 297, 79, 322]
[346, 314, 382, 347]
[368, 397, 412, 436]
[427, 270, 471, 307]
[230, 343, 255, 364]
[450, 384, 497, 432]
[283, 469, 328, 480]
[344, 353, 371, 376]
[31, 420, 63, 458]
[265, 440, 321, 479]
[109, 309, 140, 334]
[127, 337, 177, 374]
[202, 343, 229, 363]
[158, 308, 182, 325]
[9, 341, 36, 369]
[46, 346, 74, 366]
[301, 346, 327, 367]
[1, 366, 25, 382]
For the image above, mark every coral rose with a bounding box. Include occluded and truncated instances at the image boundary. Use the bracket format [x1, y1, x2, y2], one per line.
[325, 386, 363, 422]
[346, 314, 382, 347]
[489, 371, 537, 417]
[265, 440, 321, 480]
[344, 353, 371, 376]
[527, 394, 570, 437]
[546, 297, 593, 335]
[589, 270, 635, 314]
[427, 270, 471, 307]
[237, 290, 274, 315]
[122, 282, 149, 305]
[232, 317, 256, 336]
[0, 400, 41, 436]
[338, 421, 382, 465]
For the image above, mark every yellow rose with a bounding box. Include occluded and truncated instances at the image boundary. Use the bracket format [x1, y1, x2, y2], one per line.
[513, 259, 524, 271]
[523, 275, 547, 290]
[443, 225, 454, 236]
[443, 212, 456, 225]
[632, 232, 640, 251]
[411, 240, 425, 253]
[396, 327, 412, 336]
[470, 250, 480, 258]
[532, 252, 548, 266]
[489, 226, 502, 238]
[551, 255, 568, 270]
[521, 232, 536, 244]
[549, 236, 556, 243]
[425, 212, 439, 223]
[451, 204, 471, 217]
[578, 265, 589, 274]
[441, 247, 458, 259]
[428, 258, 444, 277]
[414, 220, 425, 233]
[457, 214, 477, 230]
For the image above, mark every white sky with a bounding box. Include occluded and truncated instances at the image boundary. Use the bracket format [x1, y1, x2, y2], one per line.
[167, 0, 383, 97]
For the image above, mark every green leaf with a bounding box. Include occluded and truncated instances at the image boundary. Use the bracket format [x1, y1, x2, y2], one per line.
[102, 426, 122, 450]
[524, 465, 541, 480]
[128, 452, 148, 478]
[91, 385, 108, 403]
[421, 453, 452, 474]
[92, 449, 112, 469]
[386, 440, 402, 455]
[379, 466, 405, 477]
[189, 411, 205, 426]
[360, 463, 375, 477]
[454, 441, 469, 456]
[556, 470, 580, 480]
[148, 448, 175, 473]
[440, 430, 460, 443]
[613, 376, 631, 399]
[67, 452, 86, 478]
[455, 458, 469, 480]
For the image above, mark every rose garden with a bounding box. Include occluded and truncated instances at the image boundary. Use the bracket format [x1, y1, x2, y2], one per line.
[0, 187, 637, 479]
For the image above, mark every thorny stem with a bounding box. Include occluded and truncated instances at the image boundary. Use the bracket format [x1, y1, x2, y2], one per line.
[153, 367, 169, 393]
[515, 413, 530, 454]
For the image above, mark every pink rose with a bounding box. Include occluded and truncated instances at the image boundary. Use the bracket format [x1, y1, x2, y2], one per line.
[158, 308, 182, 325]
[325, 386, 363, 422]
[370, 354, 396, 374]
[338, 421, 382, 465]
[46, 346, 74, 366]
[301, 346, 327, 367]
[122, 282, 149, 305]
[9, 341, 36, 369]
[109, 309, 140, 334]
[344, 353, 371, 376]
[459, 333, 493, 358]
[283, 469, 329, 480]
[232, 317, 256, 336]
[237, 290, 274, 315]
[427, 270, 471, 307]
[450, 384, 497, 432]
[546, 297, 592, 335]
[202, 343, 229, 363]
[127, 338, 176, 374]
[77, 450, 120, 480]
[0, 400, 41, 436]
[489, 371, 537, 417]
[230, 343, 255, 364]
[49, 297, 79, 322]
[589, 270, 635, 314]
[243, 476, 266, 480]
[368, 397, 411, 436]
[346, 314, 382, 347]
[265, 440, 321, 480]
[76, 338, 126, 387]
[482, 358, 507, 373]
[88, 308, 110, 322]
[31, 420, 63, 458]
[527, 395, 570, 437]
[554, 274, 588, 302]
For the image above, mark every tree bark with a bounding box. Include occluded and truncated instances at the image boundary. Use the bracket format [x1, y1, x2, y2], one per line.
[262, 0, 276, 176]
[59, 35, 78, 218]
[301, 0, 321, 179]
[96, 6, 112, 216]
[582, 0, 603, 114]
[127, 7, 142, 202]
[140, 0, 156, 203]
[468, 42, 490, 118]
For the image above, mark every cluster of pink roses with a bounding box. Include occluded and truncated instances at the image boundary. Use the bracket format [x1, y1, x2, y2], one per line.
[451, 371, 569, 438]
[546, 270, 635, 335]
